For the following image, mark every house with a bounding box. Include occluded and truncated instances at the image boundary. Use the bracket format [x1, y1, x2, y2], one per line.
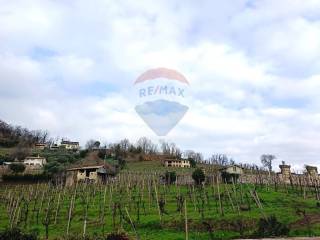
[220, 165, 244, 175]
[163, 159, 191, 168]
[23, 156, 47, 168]
[66, 152, 115, 186]
[61, 140, 80, 150]
[50, 143, 59, 150]
[219, 165, 244, 183]
[34, 143, 46, 150]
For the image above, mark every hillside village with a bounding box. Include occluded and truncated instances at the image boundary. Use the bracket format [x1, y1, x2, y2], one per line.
[1, 120, 320, 239]
[0, 119, 319, 186]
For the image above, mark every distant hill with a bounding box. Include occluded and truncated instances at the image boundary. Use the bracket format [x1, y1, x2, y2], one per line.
[0, 119, 48, 148]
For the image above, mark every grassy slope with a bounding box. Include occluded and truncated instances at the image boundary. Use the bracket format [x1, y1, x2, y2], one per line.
[0, 183, 319, 240]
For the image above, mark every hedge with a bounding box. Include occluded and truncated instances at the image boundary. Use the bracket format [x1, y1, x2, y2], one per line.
[2, 173, 50, 182]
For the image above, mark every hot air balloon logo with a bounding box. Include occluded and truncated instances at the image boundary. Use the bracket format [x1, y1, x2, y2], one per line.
[134, 68, 189, 136]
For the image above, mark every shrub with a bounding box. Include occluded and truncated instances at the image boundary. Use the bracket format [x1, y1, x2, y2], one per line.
[106, 232, 130, 240]
[192, 168, 205, 185]
[164, 171, 177, 184]
[9, 163, 26, 174]
[0, 228, 38, 240]
[254, 215, 289, 237]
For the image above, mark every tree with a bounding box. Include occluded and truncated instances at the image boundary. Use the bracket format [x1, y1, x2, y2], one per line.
[192, 168, 205, 185]
[117, 157, 126, 170]
[261, 154, 276, 173]
[85, 139, 100, 150]
[188, 158, 196, 168]
[10, 145, 31, 160]
[44, 161, 63, 176]
[164, 171, 177, 184]
[160, 140, 171, 155]
[136, 137, 157, 154]
[209, 154, 229, 166]
[80, 149, 89, 158]
[93, 141, 100, 149]
[119, 139, 131, 152]
[9, 163, 26, 174]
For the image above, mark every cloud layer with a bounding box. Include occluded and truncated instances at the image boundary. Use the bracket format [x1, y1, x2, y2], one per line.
[1, 0, 320, 171]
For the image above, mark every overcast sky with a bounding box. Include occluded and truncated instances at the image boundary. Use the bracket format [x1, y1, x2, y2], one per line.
[1, 0, 320, 171]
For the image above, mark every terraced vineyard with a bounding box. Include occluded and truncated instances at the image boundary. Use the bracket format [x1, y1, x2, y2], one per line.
[0, 172, 319, 240]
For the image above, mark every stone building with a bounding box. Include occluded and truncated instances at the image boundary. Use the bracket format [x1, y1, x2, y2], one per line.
[66, 165, 108, 186]
[65, 152, 115, 186]
[219, 165, 244, 175]
[278, 164, 291, 184]
[305, 165, 319, 179]
[219, 165, 244, 183]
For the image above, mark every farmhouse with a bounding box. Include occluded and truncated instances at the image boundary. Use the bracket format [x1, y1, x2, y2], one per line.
[66, 152, 115, 186]
[220, 165, 244, 175]
[66, 165, 108, 186]
[61, 140, 80, 150]
[24, 156, 47, 168]
[163, 159, 190, 168]
[219, 165, 244, 183]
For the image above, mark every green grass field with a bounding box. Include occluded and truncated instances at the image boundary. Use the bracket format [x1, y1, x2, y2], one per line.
[0, 180, 319, 240]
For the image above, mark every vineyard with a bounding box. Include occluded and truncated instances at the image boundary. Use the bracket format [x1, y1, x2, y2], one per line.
[0, 172, 320, 240]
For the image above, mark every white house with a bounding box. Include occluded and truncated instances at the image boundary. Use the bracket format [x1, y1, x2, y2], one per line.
[61, 140, 80, 150]
[23, 156, 47, 168]
[164, 159, 191, 168]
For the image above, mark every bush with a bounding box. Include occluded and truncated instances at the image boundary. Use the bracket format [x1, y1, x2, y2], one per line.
[192, 168, 205, 185]
[0, 228, 38, 240]
[164, 171, 177, 184]
[9, 163, 26, 174]
[254, 215, 289, 237]
[106, 232, 130, 240]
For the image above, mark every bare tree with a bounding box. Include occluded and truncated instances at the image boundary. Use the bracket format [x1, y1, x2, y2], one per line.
[85, 139, 100, 150]
[260, 154, 276, 174]
[159, 140, 171, 155]
[209, 154, 229, 166]
[119, 139, 131, 152]
[136, 137, 157, 154]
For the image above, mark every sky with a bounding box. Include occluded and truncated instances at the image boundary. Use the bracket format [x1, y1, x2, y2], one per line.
[1, 0, 320, 171]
